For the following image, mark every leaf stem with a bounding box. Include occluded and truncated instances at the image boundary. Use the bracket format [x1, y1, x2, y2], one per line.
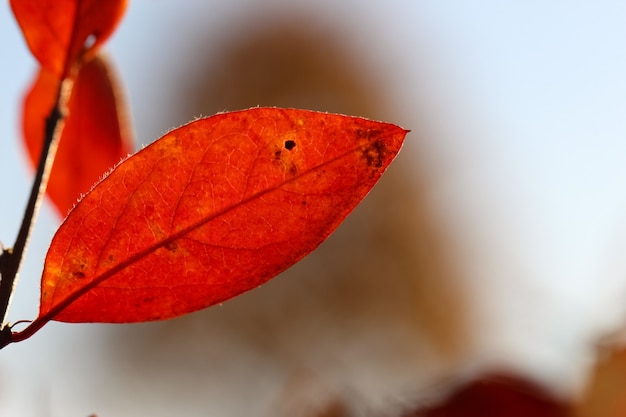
[0, 79, 68, 340]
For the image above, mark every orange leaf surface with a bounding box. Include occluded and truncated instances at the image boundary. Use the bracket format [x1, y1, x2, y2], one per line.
[23, 54, 133, 217]
[38, 108, 407, 323]
[10, 0, 127, 77]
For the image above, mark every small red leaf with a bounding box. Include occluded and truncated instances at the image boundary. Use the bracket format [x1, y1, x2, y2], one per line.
[22, 54, 133, 216]
[39, 108, 407, 323]
[10, 0, 127, 76]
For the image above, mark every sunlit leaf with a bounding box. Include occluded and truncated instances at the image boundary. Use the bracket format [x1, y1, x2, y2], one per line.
[38, 108, 407, 323]
[10, 0, 127, 76]
[22, 54, 133, 216]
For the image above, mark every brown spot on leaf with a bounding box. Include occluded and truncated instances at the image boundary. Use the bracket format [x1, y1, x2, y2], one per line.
[165, 241, 178, 252]
[272, 141, 298, 176]
[363, 141, 386, 168]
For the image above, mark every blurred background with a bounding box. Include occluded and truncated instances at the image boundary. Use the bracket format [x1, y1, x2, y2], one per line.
[1, 1, 626, 416]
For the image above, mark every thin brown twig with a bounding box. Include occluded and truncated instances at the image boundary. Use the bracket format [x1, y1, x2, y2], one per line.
[0, 79, 69, 348]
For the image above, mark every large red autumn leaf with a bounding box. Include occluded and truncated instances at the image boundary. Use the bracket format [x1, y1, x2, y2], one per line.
[22, 54, 133, 217]
[10, 0, 127, 77]
[38, 108, 407, 323]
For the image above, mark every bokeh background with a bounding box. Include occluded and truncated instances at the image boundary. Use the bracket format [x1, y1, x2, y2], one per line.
[1, 1, 626, 416]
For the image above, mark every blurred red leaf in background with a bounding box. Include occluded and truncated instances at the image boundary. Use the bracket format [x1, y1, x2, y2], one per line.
[22, 54, 133, 216]
[408, 373, 569, 417]
[10, 0, 127, 77]
[38, 108, 407, 323]
[13, 0, 132, 216]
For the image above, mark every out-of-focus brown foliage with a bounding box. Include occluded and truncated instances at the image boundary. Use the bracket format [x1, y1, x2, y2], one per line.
[183, 20, 378, 116]
[573, 343, 626, 417]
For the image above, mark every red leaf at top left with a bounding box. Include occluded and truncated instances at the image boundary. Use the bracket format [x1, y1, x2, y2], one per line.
[10, 0, 128, 77]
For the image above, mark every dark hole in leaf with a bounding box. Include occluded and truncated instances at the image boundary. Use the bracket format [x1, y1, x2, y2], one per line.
[284, 140, 296, 150]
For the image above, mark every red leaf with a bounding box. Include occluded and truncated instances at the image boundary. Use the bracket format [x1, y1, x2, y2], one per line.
[408, 374, 569, 417]
[38, 108, 407, 323]
[22, 54, 134, 217]
[10, 0, 127, 77]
